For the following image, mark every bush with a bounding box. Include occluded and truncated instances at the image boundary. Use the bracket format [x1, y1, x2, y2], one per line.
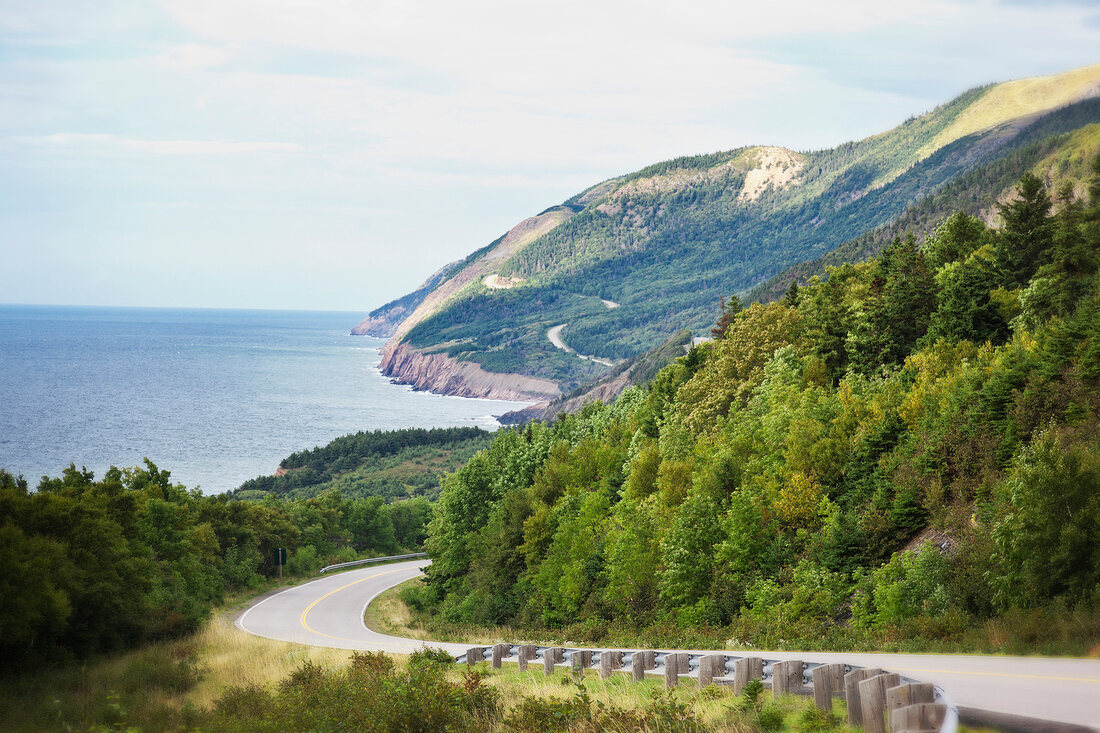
[854, 542, 951, 628]
[286, 545, 319, 576]
[799, 703, 841, 731]
[408, 646, 456, 668]
[991, 430, 1100, 609]
[399, 582, 435, 612]
[755, 703, 785, 732]
[502, 693, 589, 732]
[348, 650, 394, 678]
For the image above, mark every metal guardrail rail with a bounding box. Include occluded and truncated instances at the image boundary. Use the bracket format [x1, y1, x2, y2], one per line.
[318, 552, 428, 574]
[455, 644, 958, 733]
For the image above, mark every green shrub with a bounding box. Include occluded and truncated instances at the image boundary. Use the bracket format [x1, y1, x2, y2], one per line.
[286, 545, 319, 576]
[502, 693, 589, 732]
[991, 429, 1100, 609]
[348, 650, 394, 677]
[798, 703, 841, 731]
[754, 702, 785, 731]
[408, 646, 456, 668]
[854, 542, 951, 628]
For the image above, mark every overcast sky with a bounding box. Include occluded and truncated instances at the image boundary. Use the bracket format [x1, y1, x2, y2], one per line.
[1, 1, 1098, 312]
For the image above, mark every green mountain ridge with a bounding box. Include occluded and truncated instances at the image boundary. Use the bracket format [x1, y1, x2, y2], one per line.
[360, 64, 1100, 400]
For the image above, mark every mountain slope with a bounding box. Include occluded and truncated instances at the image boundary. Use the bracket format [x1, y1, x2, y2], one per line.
[351, 261, 460, 337]
[749, 100, 1100, 303]
[361, 64, 1100, 400]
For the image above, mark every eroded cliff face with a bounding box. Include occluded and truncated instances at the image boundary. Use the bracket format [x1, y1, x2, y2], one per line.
[379, 341, 560, 402]
[498, 369, 631, 424]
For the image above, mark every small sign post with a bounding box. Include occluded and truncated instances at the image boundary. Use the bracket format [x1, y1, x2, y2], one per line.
[274, 547, 287, 580]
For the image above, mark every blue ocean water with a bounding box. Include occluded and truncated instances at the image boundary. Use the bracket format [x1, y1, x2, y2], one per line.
[0, 305, 530, 493]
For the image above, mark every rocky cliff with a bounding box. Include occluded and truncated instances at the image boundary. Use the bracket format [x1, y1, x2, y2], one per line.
[379, 341, 561, 402]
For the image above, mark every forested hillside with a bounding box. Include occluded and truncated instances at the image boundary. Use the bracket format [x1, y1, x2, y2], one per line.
[371, 65, 1100, 400]
[415, 165, 1100, 653]
[233, 426, 492, 501]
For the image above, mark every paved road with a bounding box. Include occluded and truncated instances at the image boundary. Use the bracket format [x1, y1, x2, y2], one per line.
[546, 324, 614, 366]
[237, 560, 1100, 729]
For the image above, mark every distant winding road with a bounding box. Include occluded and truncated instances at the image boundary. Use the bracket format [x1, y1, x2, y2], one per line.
[237, 560, 1100, 730]
[547, 324, 614, 367]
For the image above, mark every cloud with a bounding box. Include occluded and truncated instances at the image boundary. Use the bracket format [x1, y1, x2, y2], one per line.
[157, 43, 232, 70]
[14, 133, 303, 156]
[3, 0, 1100, 309]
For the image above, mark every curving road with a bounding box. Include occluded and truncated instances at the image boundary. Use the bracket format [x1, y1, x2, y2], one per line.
[237, 560, 1100, 730]
[547, 324, 615, 367]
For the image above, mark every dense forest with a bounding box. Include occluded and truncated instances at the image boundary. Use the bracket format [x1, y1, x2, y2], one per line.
[233, 427, 492, 501]
[414, 164, 1100, 653]
[0, 460, 431, 671]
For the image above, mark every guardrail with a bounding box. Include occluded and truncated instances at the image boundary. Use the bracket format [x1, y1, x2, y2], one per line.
[318, 552, 428, 574]
[455, 644, 958, 733]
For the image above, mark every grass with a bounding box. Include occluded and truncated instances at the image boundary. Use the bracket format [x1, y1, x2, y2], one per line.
[0, 604, 848, 732]
[0, 564, 421, 731]
[188, 612, 356, 710]
[475, 663, 850, 733]
[920, 63, 1100, 162]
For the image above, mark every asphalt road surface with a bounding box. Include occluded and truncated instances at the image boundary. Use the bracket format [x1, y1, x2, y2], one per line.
[237, 559, 1100, 729]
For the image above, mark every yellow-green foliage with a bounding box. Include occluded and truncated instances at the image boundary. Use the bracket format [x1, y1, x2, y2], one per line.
[919, 65, 1100, 166]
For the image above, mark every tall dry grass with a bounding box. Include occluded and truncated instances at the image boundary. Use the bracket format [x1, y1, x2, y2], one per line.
[187, 612, 369, 709]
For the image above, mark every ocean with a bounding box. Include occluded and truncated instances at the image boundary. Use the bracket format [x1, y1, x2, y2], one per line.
[0, 305, 530, 493]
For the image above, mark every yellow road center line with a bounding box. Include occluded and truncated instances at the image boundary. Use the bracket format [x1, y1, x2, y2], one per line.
[298, 567, 405, 644]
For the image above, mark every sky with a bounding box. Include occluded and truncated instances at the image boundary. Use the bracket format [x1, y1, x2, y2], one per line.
[1, 1, 1098, 313]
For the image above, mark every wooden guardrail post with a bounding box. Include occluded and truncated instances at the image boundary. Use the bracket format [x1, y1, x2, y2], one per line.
[543, 647, 563, 676]
[772, 660, 805, 697]
[886, 685, 935, 732]
[733, 657, 764, 695]
[600, 650, 623, 679]
[699, 654, 726, 688]
[663, 654, 678, 688]
[662, 653, 689, 688]
[890, 703, 947, 733]
[465, 647, 486, 665]
[812, 663, 847, 710]
[859, 673, 901, 733]
[516, 644, 537, 672]
[632, 651, 655, 682]
[844, 668, 884, 724]
[571, 650, 592, 678]
[491, 643, 510, 669]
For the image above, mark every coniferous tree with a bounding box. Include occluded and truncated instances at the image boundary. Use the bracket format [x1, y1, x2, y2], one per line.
[995, 173, 1054, 287]
[849, 236, 935, 372]
[923, 211, 988, 271]
[782, 280, 800, 307]
[925, 246, 1008, 345]
[711, 295, 743, 339]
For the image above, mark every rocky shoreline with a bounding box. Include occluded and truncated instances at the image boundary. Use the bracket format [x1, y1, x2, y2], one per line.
[378, 340, 561, 403]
